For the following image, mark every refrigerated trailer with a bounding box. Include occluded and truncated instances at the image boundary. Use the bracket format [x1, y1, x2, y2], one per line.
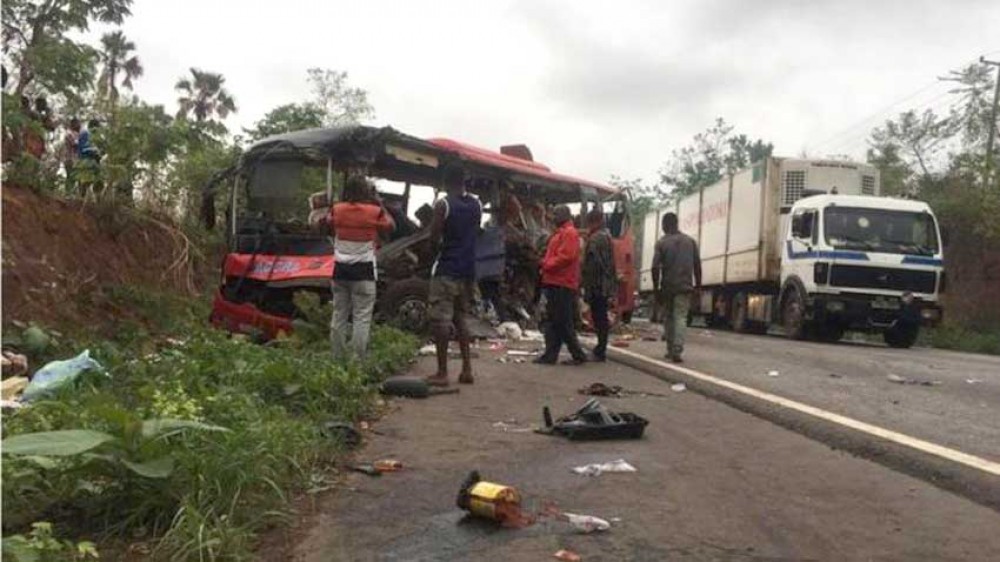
[638, 157, 944, 348]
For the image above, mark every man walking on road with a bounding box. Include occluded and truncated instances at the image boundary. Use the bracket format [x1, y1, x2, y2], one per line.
[535, 205, 588, 366]
[581, 208, 618, 362]
[426, 166, 482, 387]
[329, 176, 395, 360]
[652, 212, 701, 363]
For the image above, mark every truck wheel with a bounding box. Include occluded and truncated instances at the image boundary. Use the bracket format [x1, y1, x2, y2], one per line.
[380, 278, 431, 334]
[732, 294, 749, 333]
[884, 324, 919, 349]
[782, 290, 808, 340]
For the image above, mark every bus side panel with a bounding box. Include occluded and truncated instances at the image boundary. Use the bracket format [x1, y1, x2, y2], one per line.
[725, 165, 765, 283]
[696, 178, 730, 286]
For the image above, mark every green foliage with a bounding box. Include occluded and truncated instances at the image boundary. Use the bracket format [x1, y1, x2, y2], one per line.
[96, 30, 142, 105]
[2, 0, 131, 100]
[658, 117, 773, 201]
[1, 286, 418, 560]
[2, 522, 99, 562]
[175, 67, 237, 124]
[244, 102, 326, 142]
[924, 324, 1000, 356]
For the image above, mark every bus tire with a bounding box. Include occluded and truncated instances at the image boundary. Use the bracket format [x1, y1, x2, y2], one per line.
[380, 277, 431, 334]
[782, 289, 808, 340]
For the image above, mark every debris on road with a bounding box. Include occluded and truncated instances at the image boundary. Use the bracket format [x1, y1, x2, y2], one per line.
[23, 349, 104, 402]
[1, 351, 28, 377]
[767, 370, 780, 377]
[321, 420, 362, 448]
[553, 549, 582, 562]
[829, 373, 844, 379]
[611, 340, 630, 348]
[492, 420, 534, 433]
[418, 344, 436, 356]
[373, 459, 403, 472]
[537, 399, 649, 440]
[887, 374, 943, 386]
[671, 383, 686, 392]
[563, 512, 611, 533]
[966, 378, 984, 384]
[522, 330, 544, 342]
[506, 349, 538, 357]
[578, 382, 671, 399]
[1, 376, 29, 401]
[456, 471, 534, 528]
[350, 463, 382, 477]
[571, 459, 637, 477]
[498, 321, 523, 341]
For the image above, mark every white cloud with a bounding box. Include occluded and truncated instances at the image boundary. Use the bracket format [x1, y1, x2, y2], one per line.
[88, 0, 998, 186]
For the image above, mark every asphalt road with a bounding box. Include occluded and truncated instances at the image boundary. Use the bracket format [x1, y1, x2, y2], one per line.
[272, 348, 1000, 562]
[623, 322, 1000, 464]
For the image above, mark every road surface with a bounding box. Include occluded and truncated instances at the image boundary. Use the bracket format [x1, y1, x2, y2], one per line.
[622, 322, 1000, 464]
[266, 345, 1000, 562]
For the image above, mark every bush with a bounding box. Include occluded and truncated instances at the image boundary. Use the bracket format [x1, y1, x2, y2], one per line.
[1, 287, 418, 560]
[924, 324, 1000, 356]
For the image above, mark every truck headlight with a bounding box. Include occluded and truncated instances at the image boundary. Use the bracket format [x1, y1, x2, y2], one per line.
[921, 308, 940, 321]
[814, 262, 830, 285]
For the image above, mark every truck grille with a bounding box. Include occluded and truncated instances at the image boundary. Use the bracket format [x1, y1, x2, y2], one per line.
[829, 264, 936, 294]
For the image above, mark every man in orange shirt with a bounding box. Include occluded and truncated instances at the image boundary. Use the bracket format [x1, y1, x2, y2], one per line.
[329, 176, 395, 360]
[534, 205, 588, 365]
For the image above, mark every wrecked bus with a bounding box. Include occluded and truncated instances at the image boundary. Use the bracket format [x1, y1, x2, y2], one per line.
[202, 125, 636, 339]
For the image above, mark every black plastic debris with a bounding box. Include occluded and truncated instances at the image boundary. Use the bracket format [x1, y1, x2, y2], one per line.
[321, 420, 363, 448]
[537, 398, 648, 440]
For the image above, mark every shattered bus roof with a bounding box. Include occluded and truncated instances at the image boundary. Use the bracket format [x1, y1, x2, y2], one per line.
[242, 125, 619, 196]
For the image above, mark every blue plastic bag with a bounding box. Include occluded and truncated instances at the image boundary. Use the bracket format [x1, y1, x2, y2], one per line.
[22, 350, 105, 402]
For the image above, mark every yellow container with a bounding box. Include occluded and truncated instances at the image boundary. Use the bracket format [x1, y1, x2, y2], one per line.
[457, 471, 528, 526]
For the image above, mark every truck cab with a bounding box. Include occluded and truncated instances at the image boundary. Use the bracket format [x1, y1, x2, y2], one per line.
[781, 194, 944, 347]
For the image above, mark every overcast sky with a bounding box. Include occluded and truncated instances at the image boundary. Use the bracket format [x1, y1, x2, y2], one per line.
[90, 0, 999, 186]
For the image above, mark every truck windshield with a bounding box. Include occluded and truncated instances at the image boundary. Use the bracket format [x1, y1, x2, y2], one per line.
[824, 207, 939, 256]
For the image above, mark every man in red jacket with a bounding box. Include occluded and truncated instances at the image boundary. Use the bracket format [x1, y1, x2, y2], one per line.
[535, 205, 588, 365]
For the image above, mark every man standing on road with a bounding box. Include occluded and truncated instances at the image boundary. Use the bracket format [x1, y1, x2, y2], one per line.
[581, 208, 618, 362]
[535, 205, 588, 366]
[652, 212, 701, 363]
[425, 166, 482, 387]
[329, 176, 395, 360]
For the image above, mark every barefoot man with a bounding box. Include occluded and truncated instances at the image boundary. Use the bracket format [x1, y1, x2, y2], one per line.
[426, 166, 482, 386]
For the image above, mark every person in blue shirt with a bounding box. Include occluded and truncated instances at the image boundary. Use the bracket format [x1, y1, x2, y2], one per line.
[425, 165, 482, 387]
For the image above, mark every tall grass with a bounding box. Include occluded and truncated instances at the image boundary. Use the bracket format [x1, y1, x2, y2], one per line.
[1, 286, 417, 560]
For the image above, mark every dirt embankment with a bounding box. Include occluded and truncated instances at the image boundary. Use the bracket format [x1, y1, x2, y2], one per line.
[2, 185, 208, 330]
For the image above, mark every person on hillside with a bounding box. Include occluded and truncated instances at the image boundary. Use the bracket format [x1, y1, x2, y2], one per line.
[652, 212, 702, 363]
[328, 175, 395, 360]
[77, 119, 103, 198]
[62, 118, 81, 192]
[425, 166, 481, 387]
[535, 205, 588, 366]
[581, 208, 618, 362]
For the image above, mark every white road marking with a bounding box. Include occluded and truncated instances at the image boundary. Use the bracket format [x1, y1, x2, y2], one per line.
[610, 346, 1000, 477]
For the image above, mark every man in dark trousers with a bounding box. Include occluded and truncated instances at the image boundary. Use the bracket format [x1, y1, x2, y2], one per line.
[426, 166, 482, 386]
[652, 212, 702, 363]
[535, 205, 588, 366]
[581, 208, 618, 361]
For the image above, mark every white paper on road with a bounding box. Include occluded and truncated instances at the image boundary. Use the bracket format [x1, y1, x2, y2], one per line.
[572, 459, 637, 476]
[563, 512, 611, 533]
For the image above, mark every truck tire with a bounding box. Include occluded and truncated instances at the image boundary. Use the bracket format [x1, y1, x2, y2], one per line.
[732, 293, 749, 333]
[782, 290, 808, 340]
[380, 278, 431, 334]
[884, 325, 919, 349]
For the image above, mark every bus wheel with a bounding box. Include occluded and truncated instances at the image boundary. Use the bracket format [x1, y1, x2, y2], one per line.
[381, 278, 430, 334]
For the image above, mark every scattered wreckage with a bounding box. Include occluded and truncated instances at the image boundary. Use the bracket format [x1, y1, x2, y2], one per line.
[202, 125, 637, 339]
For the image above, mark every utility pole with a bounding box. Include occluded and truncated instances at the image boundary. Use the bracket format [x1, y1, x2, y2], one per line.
[982, 56, 1000, 188]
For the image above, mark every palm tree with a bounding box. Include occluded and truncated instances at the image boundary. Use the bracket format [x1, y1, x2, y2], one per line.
[98, 31, 143, 105]
[174, 68, 237, 122]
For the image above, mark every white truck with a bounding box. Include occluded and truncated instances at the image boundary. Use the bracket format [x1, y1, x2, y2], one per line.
[638, 157, 945, 348]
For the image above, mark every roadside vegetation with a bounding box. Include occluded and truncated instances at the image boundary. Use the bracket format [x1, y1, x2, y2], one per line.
[1, 286, 418, 560]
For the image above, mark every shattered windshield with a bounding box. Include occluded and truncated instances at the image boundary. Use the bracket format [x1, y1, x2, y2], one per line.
[245, 159, 327, 223]
[824, 206, 939, 256]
